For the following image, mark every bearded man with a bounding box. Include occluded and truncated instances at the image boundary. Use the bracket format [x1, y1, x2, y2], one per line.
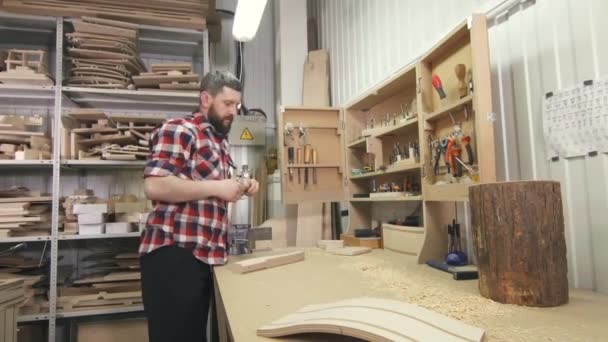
[139, 70, 259, 342]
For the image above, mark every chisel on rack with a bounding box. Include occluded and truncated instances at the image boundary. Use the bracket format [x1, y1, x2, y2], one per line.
[304, 144, 311, 189]
[312, 148, 318, 185]
[296, 148, 302, 184]
[287, 147, 294, 182]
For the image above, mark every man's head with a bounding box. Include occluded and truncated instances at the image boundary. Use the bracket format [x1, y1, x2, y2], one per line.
[199, 71, 243, 135]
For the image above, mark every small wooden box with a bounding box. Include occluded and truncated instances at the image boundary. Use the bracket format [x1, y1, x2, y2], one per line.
[340, 233, 382, 249]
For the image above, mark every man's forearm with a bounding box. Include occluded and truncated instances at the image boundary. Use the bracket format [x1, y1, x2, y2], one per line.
[144, 176, 218, 203]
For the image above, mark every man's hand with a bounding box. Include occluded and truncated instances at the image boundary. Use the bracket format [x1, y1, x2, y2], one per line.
[215, 179, 246, 202]
[245, 179, 259, 197]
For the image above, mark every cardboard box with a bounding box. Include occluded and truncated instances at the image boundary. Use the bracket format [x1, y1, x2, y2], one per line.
[73, 203, 108, 215]
[79, 223, 105, 235]
[77, 213, 106, 225]
[106, 222, 133, 234]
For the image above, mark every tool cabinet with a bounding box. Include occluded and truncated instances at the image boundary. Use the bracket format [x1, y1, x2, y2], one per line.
[278, 14, 495, 264]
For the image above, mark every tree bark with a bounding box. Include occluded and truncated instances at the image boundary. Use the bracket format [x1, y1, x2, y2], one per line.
[469, 181, 569, 306]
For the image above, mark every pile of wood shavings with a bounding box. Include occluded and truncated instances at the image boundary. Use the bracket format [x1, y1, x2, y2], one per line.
[341, 260, 584, 342]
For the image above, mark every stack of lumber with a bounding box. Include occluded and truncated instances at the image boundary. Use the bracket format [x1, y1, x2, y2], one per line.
[0, 187, 52, 238]
[57, 252, 141, 312]
[0, 278, 25, 341]
[133, 63, 199, 91]
[0, 272, 44, 315]
[0, 255, 48, 316]
[0, 0, 212, 30]
[0, 114, 50, 160]
[0, 49, 54, 86]
[62, 108, 164, 160]
[65, 17, 146, 89]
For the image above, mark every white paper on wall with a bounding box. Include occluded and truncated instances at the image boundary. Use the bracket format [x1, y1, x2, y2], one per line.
[542, 76, 608, 159]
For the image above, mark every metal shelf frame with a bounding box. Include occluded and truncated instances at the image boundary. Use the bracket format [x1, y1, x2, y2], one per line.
[0, 12, 211, 341]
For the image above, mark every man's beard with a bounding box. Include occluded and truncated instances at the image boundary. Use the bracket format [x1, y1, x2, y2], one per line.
[207, 105, 232, 135]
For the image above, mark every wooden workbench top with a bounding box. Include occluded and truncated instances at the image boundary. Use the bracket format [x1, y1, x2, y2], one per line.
[213, 248, 608, 342]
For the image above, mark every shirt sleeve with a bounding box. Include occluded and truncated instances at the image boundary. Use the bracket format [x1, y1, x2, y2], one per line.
[144, 122, 195, 178]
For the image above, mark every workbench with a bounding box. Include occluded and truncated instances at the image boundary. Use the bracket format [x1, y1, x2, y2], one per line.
[213, 248, 608, 342]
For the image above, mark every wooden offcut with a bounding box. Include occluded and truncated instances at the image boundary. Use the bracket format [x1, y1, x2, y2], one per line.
[257, 297, 485, 342]
[469, 181, 569, 307]
[232, 251, 305, 274]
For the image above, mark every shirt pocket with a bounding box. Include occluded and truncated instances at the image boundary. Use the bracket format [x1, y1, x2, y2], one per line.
[193, 146, 222, 180]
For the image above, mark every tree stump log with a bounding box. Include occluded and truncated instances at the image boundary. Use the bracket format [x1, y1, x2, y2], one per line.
[469, 181, 569, 306]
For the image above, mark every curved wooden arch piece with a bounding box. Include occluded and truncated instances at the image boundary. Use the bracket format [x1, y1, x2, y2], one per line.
[257, 298, 485, 342]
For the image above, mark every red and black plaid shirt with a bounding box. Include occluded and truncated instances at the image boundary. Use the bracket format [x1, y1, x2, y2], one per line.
[139, 113, 234, 265]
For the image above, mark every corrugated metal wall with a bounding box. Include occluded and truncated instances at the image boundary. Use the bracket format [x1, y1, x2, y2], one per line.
[310, 0, 608, 293]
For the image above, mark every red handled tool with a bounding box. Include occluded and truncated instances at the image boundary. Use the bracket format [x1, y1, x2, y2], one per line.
[432, 74, 446, 99]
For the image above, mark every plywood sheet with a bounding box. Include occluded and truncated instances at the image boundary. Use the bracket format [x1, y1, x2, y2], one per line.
[257, 297, 485, 342]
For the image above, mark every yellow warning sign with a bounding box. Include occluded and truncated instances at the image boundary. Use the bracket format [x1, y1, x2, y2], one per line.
[240, 127, 254, 140]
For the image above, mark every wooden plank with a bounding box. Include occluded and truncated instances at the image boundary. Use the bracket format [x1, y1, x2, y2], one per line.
[72, 19, 137, 40]
[107, 114, 166, 124]
[77, 134, 136, 147]
[329, 247, 371, 256]
[151, 63, 192, 73]
[132, 74, 199, 87]
[0, 196, 51, 203]
[81, 16, 140, 30]
[257, 298, 485, 342]
[302, 50, 329, 107]
[159, 83, 199, 90]
[232, 251, 305, 274]
[0, 135, 29, 144]
[0, 130, 43, 137]
[71, 127, 118, 135]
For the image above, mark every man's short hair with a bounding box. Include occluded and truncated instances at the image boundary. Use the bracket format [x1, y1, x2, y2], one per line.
[200, 70, 242, 96]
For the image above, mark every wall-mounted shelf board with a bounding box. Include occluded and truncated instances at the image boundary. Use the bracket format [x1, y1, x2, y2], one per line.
[57, 305, 143, 319]
[370, 117, 418, 138]
[18, 313, 50, 323]
[347, 137, 366, 149]
[350, 196, 422, 202]
[0, 236, 51, 243]
[58, 232, 140, 240]
[0, 84, 55, 107]
[350, 163, 420, 180]
[0, 160, 53, 168]
[424, 95, 473, 122]
[62, 87, 197, 111]
[286, 164, 341, 168]
[61, 160, 146, 170]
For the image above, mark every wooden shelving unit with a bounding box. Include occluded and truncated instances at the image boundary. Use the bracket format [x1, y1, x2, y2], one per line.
[279, 14, 495, 265]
